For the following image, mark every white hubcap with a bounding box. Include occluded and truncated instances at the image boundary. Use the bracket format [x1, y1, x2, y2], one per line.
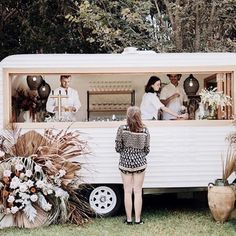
[89, 186, 117, 215]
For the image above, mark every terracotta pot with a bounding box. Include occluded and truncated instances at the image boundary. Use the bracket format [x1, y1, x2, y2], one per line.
[208, 183, 235, 223]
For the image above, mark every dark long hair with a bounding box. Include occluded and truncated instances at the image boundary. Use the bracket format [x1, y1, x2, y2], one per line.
[127, 106, 143, 132]
[145, 76, 161, 93]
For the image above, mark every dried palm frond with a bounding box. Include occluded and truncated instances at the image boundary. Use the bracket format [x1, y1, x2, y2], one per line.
[14, 131, 47, 157]
[16, 204, 48, 228]
[226, 132, 236, 146]
[222, 147, 236, 180]
[66, 186, 93, 225]
[43, 131, 87, 158]
[0, 123, 21, 157]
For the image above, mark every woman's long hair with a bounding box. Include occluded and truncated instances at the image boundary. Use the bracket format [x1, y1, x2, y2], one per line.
[127, 106, 143, 132]
[145, 76, 161, 93]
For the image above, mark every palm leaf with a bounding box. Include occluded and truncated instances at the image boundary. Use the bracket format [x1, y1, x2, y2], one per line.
[222, 147, 236, 180]
[14, 131, 47, 157]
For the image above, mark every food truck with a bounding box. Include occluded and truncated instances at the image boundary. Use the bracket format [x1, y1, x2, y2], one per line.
[0, 48, 236, 216]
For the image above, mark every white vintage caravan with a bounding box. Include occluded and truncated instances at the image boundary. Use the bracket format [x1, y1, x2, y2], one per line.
[0, 49, 236, 216]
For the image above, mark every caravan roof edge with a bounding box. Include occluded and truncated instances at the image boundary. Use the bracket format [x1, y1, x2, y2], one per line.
[1, 53, 236, 69]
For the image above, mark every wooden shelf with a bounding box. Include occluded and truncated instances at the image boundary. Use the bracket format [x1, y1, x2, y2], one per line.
[87, 90, 135, 120]
[88, 109, 127, 112]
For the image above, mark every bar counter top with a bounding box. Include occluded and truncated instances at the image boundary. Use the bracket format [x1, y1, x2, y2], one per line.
[15, 119, 234, 130]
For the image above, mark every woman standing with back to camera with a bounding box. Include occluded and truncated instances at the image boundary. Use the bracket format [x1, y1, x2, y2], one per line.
[115, 106, 150, 225]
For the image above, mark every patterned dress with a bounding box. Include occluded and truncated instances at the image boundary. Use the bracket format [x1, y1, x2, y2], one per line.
[115, 125, 150, 172]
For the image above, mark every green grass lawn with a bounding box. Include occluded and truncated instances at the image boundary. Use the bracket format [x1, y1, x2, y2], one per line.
[1, 194, 236, 236]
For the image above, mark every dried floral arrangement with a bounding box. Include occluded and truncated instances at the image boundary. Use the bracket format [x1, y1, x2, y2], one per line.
[0, 125, 92, 229]
[199, 88, 232, 108]
[12, 89, 46, 121]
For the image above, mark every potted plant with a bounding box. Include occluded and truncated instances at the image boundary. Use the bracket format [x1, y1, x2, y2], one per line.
[199, 88, 232, 119]
[208, 147, 236, 223]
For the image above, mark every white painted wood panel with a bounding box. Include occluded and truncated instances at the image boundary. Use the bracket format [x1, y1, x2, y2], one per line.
[1, 53, 236, 70]
[78, 124, 235, 188]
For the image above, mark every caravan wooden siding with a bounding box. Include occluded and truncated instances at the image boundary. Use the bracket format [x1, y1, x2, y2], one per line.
[79, 120, 234, 189]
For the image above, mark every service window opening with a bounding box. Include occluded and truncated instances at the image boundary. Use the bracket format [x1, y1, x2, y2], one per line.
[9, 72, 234, 124]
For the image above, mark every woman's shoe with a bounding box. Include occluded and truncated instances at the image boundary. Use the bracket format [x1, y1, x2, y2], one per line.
[124, 219, 133, 225]
[135, 220, 144, 225]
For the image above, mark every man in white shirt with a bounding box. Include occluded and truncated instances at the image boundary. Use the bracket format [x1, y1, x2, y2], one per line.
[46, 75, 81, 121]
[160, 74, 188, 120]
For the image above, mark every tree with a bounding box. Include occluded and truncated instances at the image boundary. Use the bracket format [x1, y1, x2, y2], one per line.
[0, 0, 78, 60]
[67, 0, 236, 52]
[160, 0, 236, 51]
[1, 0, 235, 60]
[66, 0, 157, 53]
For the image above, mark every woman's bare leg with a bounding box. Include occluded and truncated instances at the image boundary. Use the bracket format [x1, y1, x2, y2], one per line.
[133, 171, 145, 222]
[121, 172, 133, 222]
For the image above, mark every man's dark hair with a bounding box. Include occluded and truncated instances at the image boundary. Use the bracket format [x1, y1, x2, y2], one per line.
[60, 75, 71, 80]
[167, 74, 182, 81]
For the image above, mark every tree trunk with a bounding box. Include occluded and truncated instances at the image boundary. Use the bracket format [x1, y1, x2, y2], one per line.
[163, 0, 183, 51]
[195, 2, 200, 51]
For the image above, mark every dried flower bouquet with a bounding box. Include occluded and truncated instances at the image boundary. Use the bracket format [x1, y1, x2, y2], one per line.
[0, 125, 92, 228]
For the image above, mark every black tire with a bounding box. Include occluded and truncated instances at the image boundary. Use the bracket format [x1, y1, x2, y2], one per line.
[86, 185, 123, 217]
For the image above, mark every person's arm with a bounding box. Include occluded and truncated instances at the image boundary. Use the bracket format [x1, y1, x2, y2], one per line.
[160, 93, 180, 106]
[115, 126, 124, 153]
[144, 128, 150, 155]
[161, 106, 183, 119]
[181, 89, 189, 117]
[72, 90, 81, 112]
[67, 89, 81, 112]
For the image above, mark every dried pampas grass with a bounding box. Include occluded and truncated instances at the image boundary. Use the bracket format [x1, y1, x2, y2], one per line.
[222, 147, 236, 181]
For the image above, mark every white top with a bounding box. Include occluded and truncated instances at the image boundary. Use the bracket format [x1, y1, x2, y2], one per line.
[46, 87, 81, 121]
[160, 83, 188, 120]
[140, 93, 164, 120]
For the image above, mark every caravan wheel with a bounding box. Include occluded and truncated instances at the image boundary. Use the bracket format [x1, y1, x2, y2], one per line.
[89, 185, 122, 216]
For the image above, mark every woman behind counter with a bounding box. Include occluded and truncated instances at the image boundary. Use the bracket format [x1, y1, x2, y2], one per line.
[115, 106, 150, 225]
[140, 76, 187, 120]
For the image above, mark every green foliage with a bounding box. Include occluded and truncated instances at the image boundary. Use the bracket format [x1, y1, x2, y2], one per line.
[66, 0, 174, 52]
[165, 0, 236, 52]
[66, 0, 156, 53]
[0, 0, 236, 60]
[0, 0, 78, 59]
[66, 0, 236, 53]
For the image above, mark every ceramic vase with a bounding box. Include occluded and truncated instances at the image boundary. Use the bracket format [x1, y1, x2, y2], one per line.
[207, 105, 217, 120]
[208, 179, 235, 223]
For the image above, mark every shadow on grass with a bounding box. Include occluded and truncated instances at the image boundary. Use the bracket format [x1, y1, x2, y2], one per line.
[142, 192, 208, 213]
[115, 192, 210, 219]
